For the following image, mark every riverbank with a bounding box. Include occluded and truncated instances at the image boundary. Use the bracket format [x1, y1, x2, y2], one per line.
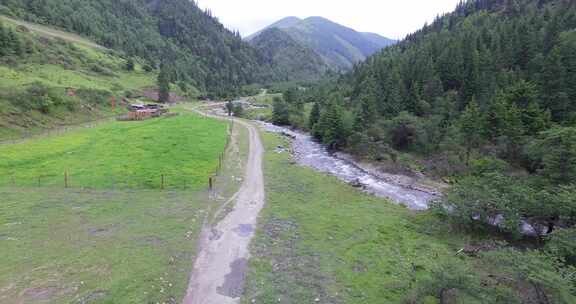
[261, 123, 440, 210]
[242, 131, 472, 303]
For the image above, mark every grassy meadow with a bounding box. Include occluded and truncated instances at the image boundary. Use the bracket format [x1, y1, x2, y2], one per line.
[0, 111, 229, 190]
[0, 108, 233, 303]
[0, 187, 209, 304]
[242, 132, 477, 304]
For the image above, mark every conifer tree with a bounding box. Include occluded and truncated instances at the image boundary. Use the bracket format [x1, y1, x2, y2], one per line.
[272, 96, 290, 126]
[157, 64, 171, 103]
[458, 99, 486, 165]
[309, 102, 321, 130]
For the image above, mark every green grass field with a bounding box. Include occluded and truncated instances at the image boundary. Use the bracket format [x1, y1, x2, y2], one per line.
[0, 187, 209, 304]
[242, 132, 476, 304]
[0, 108, 233, 303]
[0, 111, 229, 190]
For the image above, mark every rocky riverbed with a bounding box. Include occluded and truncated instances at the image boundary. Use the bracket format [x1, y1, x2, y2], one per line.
[262, 123, 439, 210]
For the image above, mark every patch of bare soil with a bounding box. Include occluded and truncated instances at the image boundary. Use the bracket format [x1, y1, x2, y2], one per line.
[75, 290, 107, 304]
[18, 285, 75, 303]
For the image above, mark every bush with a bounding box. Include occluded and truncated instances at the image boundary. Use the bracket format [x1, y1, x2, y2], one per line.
[437, 173, 536, 235]
[547, 228, 576, 265]
[481, 249, 576, 304]
[469, 157, 509, 176]
[527, 127, 576, 185]
[405, 258, 517, 304]
[75, 88, 113, 105]
[383, 112, 425, 152]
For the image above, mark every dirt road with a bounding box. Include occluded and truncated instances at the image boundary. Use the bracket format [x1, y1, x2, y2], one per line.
[183, 110, 265, 304]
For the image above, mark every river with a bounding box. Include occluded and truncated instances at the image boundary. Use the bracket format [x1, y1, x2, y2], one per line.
[262, 123, 438, 210]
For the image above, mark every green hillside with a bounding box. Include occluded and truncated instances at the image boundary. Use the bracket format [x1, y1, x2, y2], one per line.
[0, 0, 275, 95]
[283, 0, 576, 235]
[248, 16, 397, 70]
[250, 28, 329, 81]
[264, 1, 576, 302]
[0, 16, 156, 140]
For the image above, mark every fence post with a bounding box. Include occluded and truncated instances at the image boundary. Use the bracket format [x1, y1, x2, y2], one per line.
[161, 174, 165, 190]
[64, 170, 69, 188]
[219, 154, 223, 171]
[38, 176, 41, 187]
[209, 176, 213, 191]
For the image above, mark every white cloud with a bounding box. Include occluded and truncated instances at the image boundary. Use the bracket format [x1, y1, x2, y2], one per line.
[194, 0, 462, 39]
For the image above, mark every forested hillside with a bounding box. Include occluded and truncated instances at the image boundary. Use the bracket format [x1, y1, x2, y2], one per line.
[0, 0, 273, 96]
[250, 28, 329, 81]
[266, 1, 576, 301]
[248, 16, 396, 70]
[278, 0, 576, 238]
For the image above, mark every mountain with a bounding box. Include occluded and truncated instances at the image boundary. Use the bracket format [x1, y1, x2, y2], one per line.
[360, 32, 397, 48]
[248, 16, 397, 70]
[250, 27, 329, 81]
[0, 0, 276, 96]
[307, 0, 576, 152]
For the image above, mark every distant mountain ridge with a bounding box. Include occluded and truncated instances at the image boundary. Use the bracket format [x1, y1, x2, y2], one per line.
[247, 16, 397, 70]
[251, 27, 329, 81]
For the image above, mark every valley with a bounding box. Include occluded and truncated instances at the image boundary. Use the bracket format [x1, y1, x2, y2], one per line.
[1, 0, 576, 303]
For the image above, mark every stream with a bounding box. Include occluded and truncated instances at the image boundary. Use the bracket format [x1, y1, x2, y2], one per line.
[262, 123, 438, 210]
[262, 123, 549, 235]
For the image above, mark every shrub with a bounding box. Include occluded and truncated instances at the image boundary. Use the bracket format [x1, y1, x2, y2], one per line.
[75, 88, 113, 105]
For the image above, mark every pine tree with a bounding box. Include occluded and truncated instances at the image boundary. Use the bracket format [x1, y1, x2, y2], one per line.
[157, 64, 171, 103]
[272, 96, 290, 126]
[309, 102, 321, 130]
[0, 21, 7, 57]
[315, 103, 347, 150]
[458, 99, 486, 165]
[125, 58, 135, 71]
[541, 48, 568, 121]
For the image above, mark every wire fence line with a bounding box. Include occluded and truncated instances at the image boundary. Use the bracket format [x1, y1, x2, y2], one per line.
[0, 172, 210, 190]
[0, 118, 236, 192]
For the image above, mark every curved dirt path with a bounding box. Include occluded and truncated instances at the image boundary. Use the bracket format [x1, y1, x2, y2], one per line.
[183, 109, 265, 304]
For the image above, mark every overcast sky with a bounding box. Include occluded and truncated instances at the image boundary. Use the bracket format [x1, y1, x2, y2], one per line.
[194, 0, 462, 39]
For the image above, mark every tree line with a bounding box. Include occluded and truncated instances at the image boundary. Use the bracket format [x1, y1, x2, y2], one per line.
[272, 1, 576, 302]
[1, 0, 282, 97]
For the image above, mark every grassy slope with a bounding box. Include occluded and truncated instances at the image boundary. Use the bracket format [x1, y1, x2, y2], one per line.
[243, 93, 281, 121]
[243, 132, 476, 303]
[0, 111, 228, 190]
[0, 187, 209, 304]
[0, 16, 156, 140]
[0, 15, 105, 49]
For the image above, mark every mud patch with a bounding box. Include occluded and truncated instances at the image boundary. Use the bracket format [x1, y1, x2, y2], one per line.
[138, 235, 166, 246]
[209, 228, 223, 241]
[217, 258, 248, 298]
[87, 225, 118, 237]
[75, 290, 107, 303]
[20, 286, 60, 302]
[233, 224, 254, 238]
